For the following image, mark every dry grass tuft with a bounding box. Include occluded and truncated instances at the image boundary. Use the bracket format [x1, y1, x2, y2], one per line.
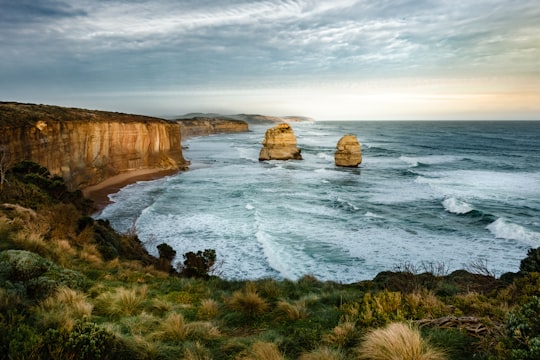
[79, 243, 103, 266]
[227, 283, 268, 317]
[198, 298, 220, 320]
[404, 290, 447, 319]
[299, 347, 343, 360]
[323, 321, 357, 347]
[239, 341, 285, 360]
[157, 312, 189, 341]
[96, 285, 147, 317]
[184, 341, 213, 360]
[39, 287, 93, 331]
[153, 312, 220, 341]
[277, 299, 308, 320]
[357, 322, 446, 360]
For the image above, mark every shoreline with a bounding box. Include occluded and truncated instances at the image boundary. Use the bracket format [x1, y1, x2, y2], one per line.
[82, 168, 180, 211]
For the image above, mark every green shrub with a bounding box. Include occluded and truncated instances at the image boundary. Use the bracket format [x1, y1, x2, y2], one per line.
[179, 249, 216, 279]
[0, 249, 86, 300]
[520, 247, 540, 274]
[504, 296, 540, 359]
[44, 321, 122, 360]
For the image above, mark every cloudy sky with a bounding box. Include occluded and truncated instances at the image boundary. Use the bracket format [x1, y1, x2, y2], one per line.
[1, 0, 539, 120]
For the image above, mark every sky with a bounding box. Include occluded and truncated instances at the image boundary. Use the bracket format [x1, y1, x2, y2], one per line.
[1, 0, 539, 120]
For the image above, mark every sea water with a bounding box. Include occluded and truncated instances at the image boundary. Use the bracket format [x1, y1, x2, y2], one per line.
[97, 121, 540, 283]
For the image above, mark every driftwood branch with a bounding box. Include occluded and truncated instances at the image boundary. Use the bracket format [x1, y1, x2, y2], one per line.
[415, 315, 503, 339]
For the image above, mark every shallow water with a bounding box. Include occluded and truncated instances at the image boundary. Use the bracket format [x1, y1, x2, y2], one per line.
[98, 121, 540, 283]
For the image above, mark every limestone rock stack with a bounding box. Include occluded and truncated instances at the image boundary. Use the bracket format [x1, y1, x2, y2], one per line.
[334, 134, 362, 167]
[259, 123, 302, 161]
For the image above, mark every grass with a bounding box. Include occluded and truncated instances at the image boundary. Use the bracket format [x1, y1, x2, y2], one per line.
[239, 341, 285, 360]
[358, 322, 446, 360]
[226, 282, 269, 318]
[38, 287, 93, 331]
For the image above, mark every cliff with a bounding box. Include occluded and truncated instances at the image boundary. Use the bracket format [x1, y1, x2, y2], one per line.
[176, 117, 249, 139]
[0, 102, 187, 191]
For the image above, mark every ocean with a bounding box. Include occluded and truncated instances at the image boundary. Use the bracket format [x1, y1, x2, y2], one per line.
[97, 121, 540, 283]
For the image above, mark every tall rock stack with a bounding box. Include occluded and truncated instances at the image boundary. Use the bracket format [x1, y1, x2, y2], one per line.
[259, 123, 302, 161]
[334, 134, 362, 167]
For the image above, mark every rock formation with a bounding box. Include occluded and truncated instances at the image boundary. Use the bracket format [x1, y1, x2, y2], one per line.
[259, 123, 302, 161]
[334, 134, 362, 167]
[177, 117, 249, 139]
[0, 102, 187, 190]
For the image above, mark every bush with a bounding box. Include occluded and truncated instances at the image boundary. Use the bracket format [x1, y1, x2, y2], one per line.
[179, 249, 216, 279]
[504, 296, 540, 359]
[44, 321, 122, 360]
[520, 247, 540, 274]
[0, 249, 86, 300]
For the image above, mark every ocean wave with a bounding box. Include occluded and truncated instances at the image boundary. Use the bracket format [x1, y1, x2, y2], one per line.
[486, 218, 540, 246]
[442, 197, 474, 214]
[365, 212, 383, 218]
[317, 152, 334, 162]
[399, 155, 464, 167]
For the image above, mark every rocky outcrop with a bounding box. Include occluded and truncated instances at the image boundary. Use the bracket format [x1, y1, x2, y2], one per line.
[259, 123, 302, 161]
[0, 102, 187, 190]
[334, 134, 362, 167]
[177, 117, 249, 139]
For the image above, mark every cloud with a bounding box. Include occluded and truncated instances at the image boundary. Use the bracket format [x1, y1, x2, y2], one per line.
[0, 0, 539, 119]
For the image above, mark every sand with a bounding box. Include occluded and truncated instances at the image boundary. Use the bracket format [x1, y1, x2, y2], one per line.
[82, 168, 179, 210]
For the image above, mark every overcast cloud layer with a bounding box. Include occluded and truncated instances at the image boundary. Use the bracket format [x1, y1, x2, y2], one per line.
[1, 0, 539, 119]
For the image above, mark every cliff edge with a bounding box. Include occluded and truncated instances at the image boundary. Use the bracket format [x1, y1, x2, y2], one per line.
[0, 102, 187, 191]
[176, 116, 249, 139]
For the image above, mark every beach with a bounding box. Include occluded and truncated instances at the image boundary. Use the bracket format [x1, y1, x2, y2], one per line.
[82, 168, 180, 211]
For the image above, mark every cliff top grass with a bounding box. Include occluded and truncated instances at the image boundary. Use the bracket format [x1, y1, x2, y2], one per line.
[1, 161, 540, 359]
[0, 101, 174, 127]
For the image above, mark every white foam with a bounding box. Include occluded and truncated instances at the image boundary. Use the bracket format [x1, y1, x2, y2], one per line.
[365, 212, 383, 218]
[487, 218, 540, 246]
[442, 197, 474, 214]
[317, 152, 334, 162]
[245, 203, 255, 210]
[399, 155, 464, 167]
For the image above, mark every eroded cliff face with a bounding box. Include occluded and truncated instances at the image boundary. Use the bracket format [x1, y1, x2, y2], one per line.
[334, 134, 362, 167]
[177, 117, 249, 139]
[258, 123, 302, 161]
[0, 102, 186, 190]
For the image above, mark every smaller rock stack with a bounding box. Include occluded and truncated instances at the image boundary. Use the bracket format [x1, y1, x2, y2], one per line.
[334, 134, 362, 167]
[259, 123, 302, 161]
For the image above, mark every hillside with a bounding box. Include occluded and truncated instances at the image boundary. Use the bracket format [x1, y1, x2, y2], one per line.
[1, 161, 540, 359]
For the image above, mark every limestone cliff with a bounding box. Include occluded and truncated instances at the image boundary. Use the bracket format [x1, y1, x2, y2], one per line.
[0, 102, 187, 190]
[259, 123, 302, 161]
[176, 117, 249, 139]
[334, 134, 362, 167]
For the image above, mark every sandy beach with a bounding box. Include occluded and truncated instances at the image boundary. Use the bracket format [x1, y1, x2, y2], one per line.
[82, 168, 180, 211]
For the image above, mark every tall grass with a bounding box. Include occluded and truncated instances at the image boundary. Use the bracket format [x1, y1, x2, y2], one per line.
[323, 321, 357, 348]
[197, 298, 220, 320]
[227, 282, 269, 317]
[39, 286, 93, 331]
[357, 322, 446, 360]
[277, 299, 308, 320]
[299, 347, 343, 360]
[95, 285, 147, 317]
[239, 341, 285, 360]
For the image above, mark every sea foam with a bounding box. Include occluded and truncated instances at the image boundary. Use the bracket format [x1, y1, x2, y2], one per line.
[442, 197, 474, 214]
[486, 218, 540, 246]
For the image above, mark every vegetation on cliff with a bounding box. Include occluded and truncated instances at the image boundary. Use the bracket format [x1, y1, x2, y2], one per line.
[0, 102, 175, 127]
[1, 161, 540, 359]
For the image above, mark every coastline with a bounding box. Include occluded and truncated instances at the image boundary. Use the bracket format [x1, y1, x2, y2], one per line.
[82, 168, 180, 211]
